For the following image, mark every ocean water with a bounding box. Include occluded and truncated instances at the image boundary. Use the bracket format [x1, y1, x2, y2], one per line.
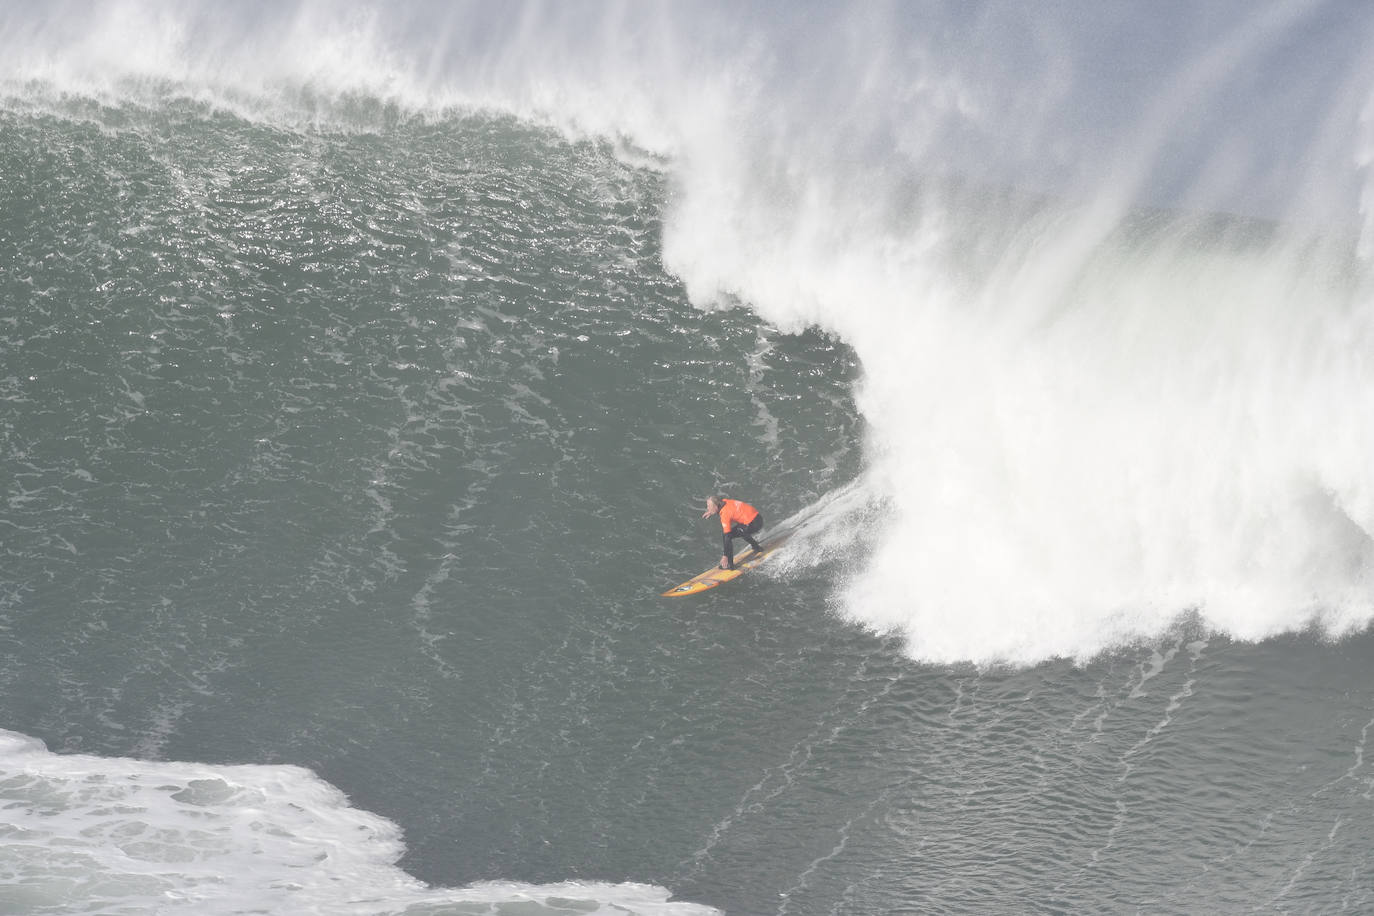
[3, 2, 1374, 914]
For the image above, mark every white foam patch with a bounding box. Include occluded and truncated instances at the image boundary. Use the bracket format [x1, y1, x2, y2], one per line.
[734, 214, 1374, 664]
[0, 729, 717, 915]
[644, 7, 1374, 664]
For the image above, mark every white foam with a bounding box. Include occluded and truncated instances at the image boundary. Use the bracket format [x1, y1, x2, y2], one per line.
[729, 208, 1374, 664]
[0, 729, 717, 915]
[647, 6, 1374, 664]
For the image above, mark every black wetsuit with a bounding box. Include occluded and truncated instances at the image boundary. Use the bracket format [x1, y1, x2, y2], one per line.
[723, 514, 764, 569]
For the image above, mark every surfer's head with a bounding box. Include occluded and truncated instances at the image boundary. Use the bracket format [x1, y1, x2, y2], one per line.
[702, 495, 724, 518]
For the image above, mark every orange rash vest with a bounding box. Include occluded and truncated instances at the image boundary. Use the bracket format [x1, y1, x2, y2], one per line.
[718, 499, 760, 532]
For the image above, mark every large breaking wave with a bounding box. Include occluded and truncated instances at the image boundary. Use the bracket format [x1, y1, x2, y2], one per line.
[5, 0, 1374, 663]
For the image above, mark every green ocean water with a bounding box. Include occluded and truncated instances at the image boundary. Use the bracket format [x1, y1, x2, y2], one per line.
[4, 99, 1374, 915]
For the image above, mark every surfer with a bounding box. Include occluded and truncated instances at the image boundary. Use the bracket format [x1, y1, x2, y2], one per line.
[702, 495, 764, 570]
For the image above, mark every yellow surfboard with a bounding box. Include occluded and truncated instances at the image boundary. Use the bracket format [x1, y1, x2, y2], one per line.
[661, 537, 788, 597]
